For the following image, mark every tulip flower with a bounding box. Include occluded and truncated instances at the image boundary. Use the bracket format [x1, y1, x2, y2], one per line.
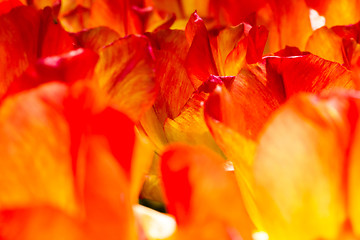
[141, 11, 267, 151]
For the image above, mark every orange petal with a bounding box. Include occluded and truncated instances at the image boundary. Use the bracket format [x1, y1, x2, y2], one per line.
[161, 144, 255, 240]
[164, 91, 224, 156]
[73, 27, 120, 53]
[0, 206, 85, 240]
[306, 27, 346, 65]
[211, 23, 249, 76]
[89, 0, 141, 36]
[347, 94, 360, 235]
[27, 0, 60, 10]
[59, 6, 91, 32]
[258, 0, 313, 52]
[76, 133, 138, 240]
[305, 0, 360, 27]
[94, 35, 157, 121]
[0, 82, 144, 239]
[0, 82, 77, 215]
[254, 92, 358, 240]
[59, 0, 143, 35]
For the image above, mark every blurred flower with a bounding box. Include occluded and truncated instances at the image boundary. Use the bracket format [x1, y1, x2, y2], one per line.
[253, 90, 360, 240]
[160, 144, 255, 240]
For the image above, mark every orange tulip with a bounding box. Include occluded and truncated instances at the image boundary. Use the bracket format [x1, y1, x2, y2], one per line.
[0, 78, 155, 239]
[141, 11, 267, 151]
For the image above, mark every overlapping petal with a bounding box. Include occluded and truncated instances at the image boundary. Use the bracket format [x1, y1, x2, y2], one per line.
[94, 35, 157, 121]
[161, 144, 254, 240]
[0, 6, 75, 97]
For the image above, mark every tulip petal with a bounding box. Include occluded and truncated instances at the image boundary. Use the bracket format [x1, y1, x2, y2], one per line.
[60, 0, 141, 35]
[305, 0, 360, 27]
[212, 23, 248, 76]
[161, 144, 254, 240]
[305, 27, 345, 65]
[164, 91, 224, 156]
[254, 92, 356, 240]
[148, 29, 194, 122]
[89, 0, 140, 36]
[266, 54, 354, 98]
[73, 27, 120, 53]
[94, 35, 156, 121]
[0, 0, 22, 15]
[185, 12, 218, 88]
[246, 25, 268, 64]
[205, 68, 281, 140]
[257, 0, 312, 52]
[0, 6, 75, 97]
[5, 48, 99, 99]
[0, 82, 77, 215]
[0, 206, 84, 240]
[76, 134, 138, 240]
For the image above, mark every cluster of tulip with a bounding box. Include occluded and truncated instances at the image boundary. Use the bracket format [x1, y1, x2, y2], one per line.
[1, 0, 360, 239]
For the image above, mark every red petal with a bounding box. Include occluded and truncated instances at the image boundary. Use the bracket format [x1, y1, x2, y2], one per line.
[185, 12, 218, 88]
[266, 54, 354, 97]
[161, 144, 255, 239]
[148, 29, 194, 121]
[0, 0, 23, 15]
[246, 25, 268, 64]
[5, 48, 99, 98]
[0, 6, 75, 98]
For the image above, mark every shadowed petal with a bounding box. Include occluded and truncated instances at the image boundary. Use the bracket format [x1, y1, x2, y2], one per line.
[0, 6, 75, 97]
